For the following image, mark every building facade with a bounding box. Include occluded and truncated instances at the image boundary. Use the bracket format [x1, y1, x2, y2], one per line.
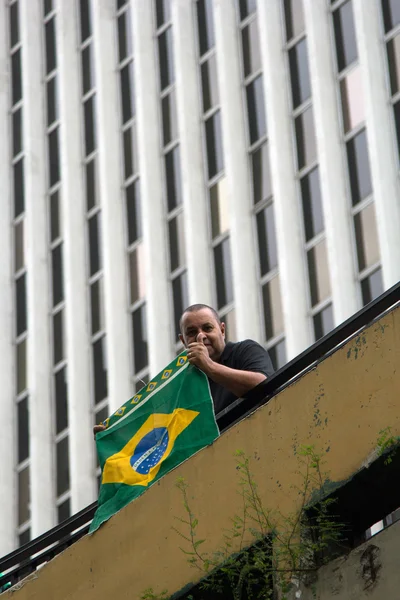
[0, 0, 399, 555]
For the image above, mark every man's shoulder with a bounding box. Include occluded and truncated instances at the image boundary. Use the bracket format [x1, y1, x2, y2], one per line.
[223, 339, 274, 376]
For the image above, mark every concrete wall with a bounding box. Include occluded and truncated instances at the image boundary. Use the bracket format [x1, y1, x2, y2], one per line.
[4, 304, 400, 600]
[289, 519, 400, 600]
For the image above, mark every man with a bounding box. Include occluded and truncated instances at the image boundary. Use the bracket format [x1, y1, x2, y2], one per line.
[179, 304, 274, 415]
[93, 304, 273, 435]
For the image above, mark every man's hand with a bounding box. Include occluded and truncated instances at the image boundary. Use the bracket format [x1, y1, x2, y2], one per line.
[187, 333, 214, 375]
[93, 424, 107, 439]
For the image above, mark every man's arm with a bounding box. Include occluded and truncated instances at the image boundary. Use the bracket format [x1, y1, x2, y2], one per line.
[187, 338, 268, 398]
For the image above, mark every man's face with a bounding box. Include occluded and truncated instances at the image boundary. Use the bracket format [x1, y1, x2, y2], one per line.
[179, 308, 226, 362]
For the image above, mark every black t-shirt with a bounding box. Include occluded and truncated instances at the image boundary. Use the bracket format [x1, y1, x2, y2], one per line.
[208, 339, 274, 416]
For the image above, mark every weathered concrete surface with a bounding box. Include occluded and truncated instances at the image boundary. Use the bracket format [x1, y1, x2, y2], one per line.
[289, 519, 400, 600]
[4, 305, 400, 599]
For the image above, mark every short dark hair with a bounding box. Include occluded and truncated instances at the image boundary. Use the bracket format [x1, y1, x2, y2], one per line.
[179, 304, 221, 333]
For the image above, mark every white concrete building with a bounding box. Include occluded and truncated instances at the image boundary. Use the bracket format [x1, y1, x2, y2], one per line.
[0, 0, 399, 554]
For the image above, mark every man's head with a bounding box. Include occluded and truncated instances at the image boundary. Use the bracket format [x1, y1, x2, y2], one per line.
[179, 304, 226, 362]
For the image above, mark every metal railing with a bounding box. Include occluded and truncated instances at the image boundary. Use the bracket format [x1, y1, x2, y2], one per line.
[1, 281, 399, 591]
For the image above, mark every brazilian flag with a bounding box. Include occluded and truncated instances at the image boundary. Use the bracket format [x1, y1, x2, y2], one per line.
[90, 351, 219, 533]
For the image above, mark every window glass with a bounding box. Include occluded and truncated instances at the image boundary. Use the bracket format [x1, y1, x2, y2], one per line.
[172, 273, 189, 338]
[56, 437, 70, 496]
[44, 0, 53, 16]
[13, 107, 22, 156]
[12, 49, 22, 105]
[57, 498, 71, 524]
[210, 177, 229, 239]
[52, 243, 64, 307]
[284, 0, 305, 41]
[80, 0, 91, 42]
[16, 273, 27, 336]
[50, 191, 60, 242]
[165, 146, 183, 211]
[18, 397, 29, 463]
[10, 1, 19, 47]
[313, 304, 334, 341]
[47, 77, 58, 126]
[88, 213, 101, 275]
[169, 214, 186, 272]
[224, 309, 237, 343]
[340, 65, 365, 133]
[162, 89, 178, 146]
[123, 123, 138, 179]
[307, 240, 331, 306]
[156, 0, 171, 28]
[81, 45, 95, 95]
[347, 129, 372, 206]
[55, 368, 68, 434]
[90, 279, 105, 334]
[18, 467, 30, 525]
[14, 158, 25, 218]
[252, 143, 272, 204]
[238, 0, 257, 21]
[132, 305, 148, 373]
[301, 167, 324, 241]
[14, 219, 24, 272]
[242, 19, 261, 78]
[120, 61, 135, 124]
[246, 76, 267, 144]
[256, 204, 278, 275]
[86, 158, 98, 211]
[262, 276, 284, 340]
[19, 528, 30, 547]
[361, 269, 383, 305]
[93, 336, 108, 403]
[289, 38, 311, 109]
[129, 244, 146, 304]
[295, 106, 317, 170]
[197, 0, 215, 56]
[333, 0, 357, 72]
[205, 111, 224, 179]
[16, 339, 27, 395]
[268, 339, 286, 370]
[53, 310, 64, 365]
[158, 27, 174, 90]
[214, 238, 234, 309]
[48, 127, 60, 187]
[84, 96, 96, 156]
[382, 0, 400, 33]
[387, 34, 400, 95]
[126, 180, 142, 244]
[45, 18, 57, 74]
[118, 7, 132, 62]
[354, 203, 380, 271]
[201, 55, 219, 113]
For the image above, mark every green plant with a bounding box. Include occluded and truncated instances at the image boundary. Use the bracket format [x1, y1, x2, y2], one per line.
[143, 446, 344, 600]
[376, 427, 400, 465]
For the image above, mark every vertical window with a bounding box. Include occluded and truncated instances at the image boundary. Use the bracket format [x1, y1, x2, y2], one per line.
[47, 77, 58, 126]
[12, 49, 22, 105]
[162, 90, 178, 146]
[295, 106, 317, 170]
[354, 203, 380, 272]
[123, 124, 138, 179]
[50, 191, 60, 241]
[347, 129, 372, 206]
[168, 214, 186, 272]
[80, 0, 92, 43]
[12, 108, 22, 157]
[93, 337, 108, 403]
[214, 239, 234, 309]
[55, 368, 68, 434]
[289, 38, 311, 108]
[201, 55, 219, 112]
[340, 66, 365, 133]
[172, 273, 189, 337]
[81, 45, 95, 95]
[165, 146, 183, 211]
[126, 180, 142, 244]
[16, 339, 27, 395]
[14, 219, 24, 272]
[313, 305, 334, 340]
[18, 468, 30, 526]
[51, 244, 64, 306]
[53, 311, 64, 365]
[86, 159, 98, 211]
[307, 241, 331, 306]
[210, 178, 229, 238]
[45, 18, 57, 74]
[156, 0, 171, 28]
[117, 7, 133, 62]
[88, 213, 101, 275]
[205, 111, 224, 178]
[284, 0, 305, 41]
[84, 96, 96, 156]
[48, 128, 60, 187]
[256, 205, 278, 276]
[90, 279, 104, 334]
[252, 143, 272, 204]
[246, 76, 266, 144]
[262, 277, 284, 340]
[132, 306, 148, 373]
[197, 0, 215, 56]
[120, 62, 135, 123]
[361, 269, 383, 305]
[14, 158, 25, 218]
[56, 437, 70, 496]
[238, 0, 257, 21]
[300, 168, 324, 241]
[129, 245, 146, 304]
[333, 1, 357, 72]
[158, 27, 174, 90]
[10, 2, 20, 47]
[16, 273, 27, 336]
[241, 19, 261, 77]
[382, 0, 400, 33]
[17, 398, 29, 463]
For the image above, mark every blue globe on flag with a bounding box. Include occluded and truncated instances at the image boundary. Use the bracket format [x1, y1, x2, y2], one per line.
[130, 427, 169, 475]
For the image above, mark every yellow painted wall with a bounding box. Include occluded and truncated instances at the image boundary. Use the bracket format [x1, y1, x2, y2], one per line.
[6, 305, 400, 600]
